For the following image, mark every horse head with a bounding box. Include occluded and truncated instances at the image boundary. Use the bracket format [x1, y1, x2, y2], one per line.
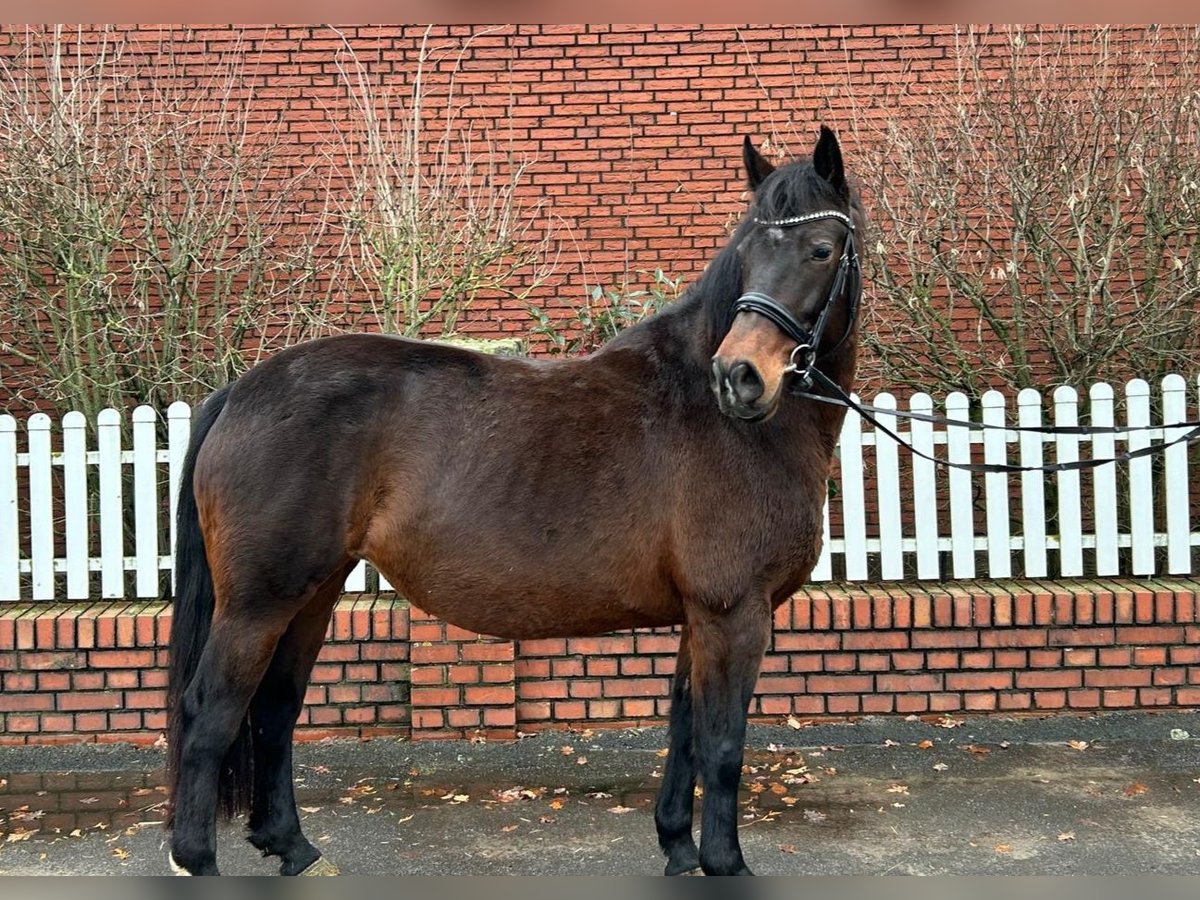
[711, 126, 862, 422]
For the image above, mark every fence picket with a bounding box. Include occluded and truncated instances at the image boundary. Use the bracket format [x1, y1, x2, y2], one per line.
[910, 392, 939, 579]
[946, 392, 975, 578]
[345, 560, 367, 592]
[28, 414, 54, 600]
[811, 494, 832, 581]
[63, 411, 90, 599]
[1162, 374, 1191, 573]
[0, 415, 16, 600]
[97, 408, 125, 598]
[1089, 383, 1119, 576]
[1017, 388, 1047, 578]
[838, 396, 868, 580]
[1054, 386, 1083, 576]
[167, 401, 192, 594]
[981, 390, 1011, 578]
[873, 392, 903, 580]
[133, 406, 160, 597]
[1125, 379, 1154, 575]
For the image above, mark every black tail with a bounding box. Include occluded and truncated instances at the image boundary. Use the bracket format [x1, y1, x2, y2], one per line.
[165, 385, 251, 826]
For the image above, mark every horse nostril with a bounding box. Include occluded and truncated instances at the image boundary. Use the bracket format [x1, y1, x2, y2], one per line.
[728, 361, 764, 405]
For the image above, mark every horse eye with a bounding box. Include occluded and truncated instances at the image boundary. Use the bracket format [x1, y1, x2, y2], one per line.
[812, 246, 833, 261]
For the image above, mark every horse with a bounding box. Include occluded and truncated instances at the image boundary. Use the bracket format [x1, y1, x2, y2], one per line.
[165, 125, 866, 876]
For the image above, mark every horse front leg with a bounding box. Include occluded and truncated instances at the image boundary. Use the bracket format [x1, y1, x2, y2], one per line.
[687, 598, 772, 876]
[655, 627, 702, 875]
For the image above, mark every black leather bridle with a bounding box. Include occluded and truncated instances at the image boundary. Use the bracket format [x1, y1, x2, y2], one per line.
[730, 210, 861, 387]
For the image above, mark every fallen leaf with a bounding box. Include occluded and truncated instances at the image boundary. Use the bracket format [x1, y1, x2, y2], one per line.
[501, 824, 519, 833]
[6, 829, 35, 843]
[883, 739, 901, 747]
[112, 848, 130, 861]
[936, 715, 965, 729]
[539, 815, 556, 824]
[918, 740, 934, 750]
[964, 744, 991, 757]
[770, 784, 788, 796]
[548, 799, 565, 810]
[452, 794, 469, 804]
[560, 746, 574, 756]
[152, 734, 168, 750]
[398, 815, 414, 824]
[749, 782, 765, 794]
[587, 791, 613, 800]
[933, 763, 949, 772]
[1067, 740, 1089, 751]
[803, 809, 827, 824]
[1123, 783, 1149, 797]
[786, 716, 808, 730]
[886, 784, 909, 794]
[781, 796, 798, 806]
[994, 843, 1013, 854]
[79, 797, 99, 805]
[69, 829, 83, 838]
[608, 806, 636, 815]
[576, 756, 588, 766]
[299, 806, 321, 814]
[656, 748, 669, 758]
[1057, 831, 1076, 842]
[779, 843, 801, 854]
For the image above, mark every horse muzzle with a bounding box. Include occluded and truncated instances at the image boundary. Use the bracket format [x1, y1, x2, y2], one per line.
[710, 357, 775, 421]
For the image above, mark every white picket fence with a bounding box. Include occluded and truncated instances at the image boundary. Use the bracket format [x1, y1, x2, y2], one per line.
[1, 375, 1197, 602]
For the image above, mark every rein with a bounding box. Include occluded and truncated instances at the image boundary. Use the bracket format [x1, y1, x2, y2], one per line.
[795, 366, 1200, 474]
[731, 210, 860, 381]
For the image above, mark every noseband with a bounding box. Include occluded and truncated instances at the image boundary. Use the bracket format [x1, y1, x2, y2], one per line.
[730, 210, 861, 384]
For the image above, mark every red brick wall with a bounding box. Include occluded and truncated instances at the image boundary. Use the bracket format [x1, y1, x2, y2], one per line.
[0, 24, 1181, 360]
[3, 580, 1198, 746]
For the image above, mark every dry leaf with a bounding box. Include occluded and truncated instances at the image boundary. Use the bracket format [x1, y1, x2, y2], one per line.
[79, 797, 99, 805]
[886, 784, 909, 794]
[560, 746, 574, 756]
[918, 740, 934, 750]
[112, 848, 130, 861]
[452, 794, 469, 804]
[1057, 831, 1076, 842]
[786, 716, 808, 730]
[299, 806, 321, 814]
[1067, 740, 1089, 751]
[779, 843, 801, 854]
[749, 782, 765, 794]
[1123, 783, 1149, 797]
[501, 824, 519, 833]
[994, 843, 1013, 854]
[803, 809, 827, 823]
[936, 715, 964, 729]
[6, 829, 34, 843]
[548, 799, 565, 810]
[770, 783, 788, 796]
[608, 806, 636, 814]
[933, 763, 950, 772]
[398, 815, 414, 824]
[656, 748, 670, 758]
[964, 744, 991, 757]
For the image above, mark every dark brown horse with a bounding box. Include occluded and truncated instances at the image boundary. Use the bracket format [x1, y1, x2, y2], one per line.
[165, 126, 865, 876]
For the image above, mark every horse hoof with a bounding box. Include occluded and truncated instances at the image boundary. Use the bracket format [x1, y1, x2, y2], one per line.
[168, 853, 193, 876]
[301, 856, 340, 876]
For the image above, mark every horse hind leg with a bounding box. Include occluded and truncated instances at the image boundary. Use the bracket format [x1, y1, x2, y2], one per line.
[245, 564, 352, 876]
[169, 609, 292, 875]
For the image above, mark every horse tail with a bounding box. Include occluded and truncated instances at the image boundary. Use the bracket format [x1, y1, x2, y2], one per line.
[166, 385, 249, 826]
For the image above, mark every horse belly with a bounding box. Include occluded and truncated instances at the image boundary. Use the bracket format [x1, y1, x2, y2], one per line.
[369, 540, 682, 641]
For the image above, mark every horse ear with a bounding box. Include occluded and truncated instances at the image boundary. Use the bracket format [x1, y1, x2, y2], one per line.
[813, 125, 845, 192]
[743, 136, 775, 191]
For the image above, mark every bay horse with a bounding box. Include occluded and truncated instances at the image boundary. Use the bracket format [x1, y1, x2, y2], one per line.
[166, 126, 865, 876]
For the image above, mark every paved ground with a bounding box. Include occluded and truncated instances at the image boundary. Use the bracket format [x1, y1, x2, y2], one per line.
[1, 712, 1198, 876]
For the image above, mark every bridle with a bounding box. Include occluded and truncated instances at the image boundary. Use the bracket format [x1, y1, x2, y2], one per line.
[730, 209, 861, 387]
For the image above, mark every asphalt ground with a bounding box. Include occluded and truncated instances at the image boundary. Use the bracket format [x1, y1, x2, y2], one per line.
[1, 711, 1198, 878]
